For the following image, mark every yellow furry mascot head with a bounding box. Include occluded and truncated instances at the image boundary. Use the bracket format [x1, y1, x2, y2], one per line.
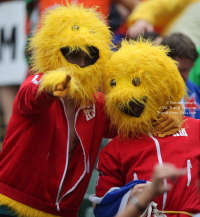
[104, 39, 186, 137]
[29, 4, 113, 106]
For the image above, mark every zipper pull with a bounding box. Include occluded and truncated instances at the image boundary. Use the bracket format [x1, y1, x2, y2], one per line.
[187, 159, 192, 168]
[56, 204, 60, 211]
[187, 159, 192, 187]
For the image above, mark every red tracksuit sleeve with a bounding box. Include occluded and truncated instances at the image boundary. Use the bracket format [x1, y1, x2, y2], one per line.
[96, 139, 124, 197]
[96, 92, 117, 139]
[16, 74, 57, 114]
[104, 118, 118, 139]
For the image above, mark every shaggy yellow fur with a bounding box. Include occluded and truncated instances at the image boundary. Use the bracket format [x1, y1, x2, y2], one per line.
[103, 39, 186, 137]
[39, 67, 83, 103]
[29, 3, 113, 106]
[0, 194, 60, 217]
[39, 68, 78, 93]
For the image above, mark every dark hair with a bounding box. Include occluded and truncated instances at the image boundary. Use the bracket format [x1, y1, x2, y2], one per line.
[161, 33, 198, 62]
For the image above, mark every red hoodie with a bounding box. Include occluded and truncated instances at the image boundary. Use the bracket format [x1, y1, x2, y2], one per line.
[0, 73, 113, 217]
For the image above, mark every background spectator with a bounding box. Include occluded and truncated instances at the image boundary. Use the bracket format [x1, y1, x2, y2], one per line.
[161, 33, 200, 119]
[125, 0, 200, 88]
[126, 0, 200, 47]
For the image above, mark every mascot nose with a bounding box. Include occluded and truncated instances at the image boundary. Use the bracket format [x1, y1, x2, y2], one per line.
[128, 97, 147, 116]
[117, 97, 147, 117]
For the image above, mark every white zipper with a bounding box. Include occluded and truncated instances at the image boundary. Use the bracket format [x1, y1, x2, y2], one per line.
[187, 159, 192, 187]
[55, 99, 70, 211]
[86, 156, 90, 173]
[57, 107, 87, 199]
[133, 173, 138, 181]
[149, 133, 167, 210]
[55, 102, 91, 210]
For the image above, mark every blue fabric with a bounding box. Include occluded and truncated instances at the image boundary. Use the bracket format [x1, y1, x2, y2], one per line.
[94, 180, 147, 217]
[112, 34, 124, 47]
[0, 206, 16, 216]
[185, 80, 200, 119]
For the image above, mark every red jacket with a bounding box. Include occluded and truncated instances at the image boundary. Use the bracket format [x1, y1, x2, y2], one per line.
[96, 117, 200, 216]
[0, 74, 113, 217]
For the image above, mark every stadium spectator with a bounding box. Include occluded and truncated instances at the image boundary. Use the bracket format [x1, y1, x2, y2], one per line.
[127, 0, 200, 48]
[161, 33, 200, 119]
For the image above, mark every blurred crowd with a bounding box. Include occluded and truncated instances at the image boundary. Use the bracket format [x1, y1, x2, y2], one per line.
[0, 0, 200, 217]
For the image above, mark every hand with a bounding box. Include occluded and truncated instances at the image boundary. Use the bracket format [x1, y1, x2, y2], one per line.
[129, 183, 151, 198]
[39, 68, 74, 98]
[53, 74, 71, 98]
[153, 104, 183, 137]
[117, 164, 185, 217]
[151, 163, 186, 196]
[127, 20, 154, 39]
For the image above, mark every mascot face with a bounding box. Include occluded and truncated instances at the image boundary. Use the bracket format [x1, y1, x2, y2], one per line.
[29, 4, 112, 105]
[104, 40, 186, 136]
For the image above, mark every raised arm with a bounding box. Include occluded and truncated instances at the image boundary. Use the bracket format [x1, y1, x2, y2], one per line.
[17, 74, 57, 114]
[117, 164, 186, 217]
[127, 0, 191, 38]
[95, 141, 124, 197]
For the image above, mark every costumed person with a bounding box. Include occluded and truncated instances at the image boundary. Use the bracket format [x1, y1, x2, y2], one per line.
[0, 4, 185, 217]
[0, 4, 113, 217]
[89, 39, 200, 217]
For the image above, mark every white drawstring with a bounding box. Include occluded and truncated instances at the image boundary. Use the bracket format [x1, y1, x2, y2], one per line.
[141, 202, 167, 217]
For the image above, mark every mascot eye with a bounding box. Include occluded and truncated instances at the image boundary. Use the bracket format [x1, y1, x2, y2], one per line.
[110, 79, 116, 87]
[132, 78, 141, 87]
[71, 25, 80, 31]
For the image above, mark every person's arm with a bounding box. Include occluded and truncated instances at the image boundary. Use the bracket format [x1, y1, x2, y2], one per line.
[103, 117, 118, 139]
[95, 140, 124, 197]
[153, 103, 184, 137]
[38, 68, 76, 98]
[117, 163, 186, 217]
[89, 139, 147, 217]
[126, 0, 191, 38]
[17, 69, 74, 114]
[17, 74, 58, 114]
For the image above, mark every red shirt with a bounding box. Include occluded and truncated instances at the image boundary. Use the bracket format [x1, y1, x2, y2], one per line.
[96, 117, 200, 216]
[0, 74, 113, 217]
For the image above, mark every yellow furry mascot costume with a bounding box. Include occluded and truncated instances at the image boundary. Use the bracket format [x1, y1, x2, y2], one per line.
[30, 3, 112, 106]
[103, 39, 186, 136]
[89, 40, 200, 217]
